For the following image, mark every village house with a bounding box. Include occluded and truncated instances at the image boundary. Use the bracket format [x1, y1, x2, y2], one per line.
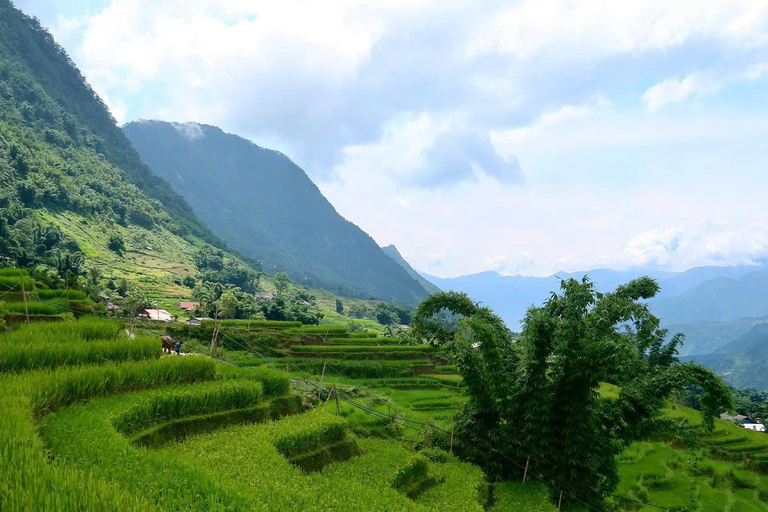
[140, 309, 173, 322]
[178, 301, 200, 311]
[720, 413, 766, 433]
[186, 317, 213, 326]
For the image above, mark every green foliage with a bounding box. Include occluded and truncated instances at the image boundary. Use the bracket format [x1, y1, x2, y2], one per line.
[259, 292, 324, 325]
[0, 336, 159, 374]
[275, 272, 291, 296]
[413, 278, 733, 506]
[336, 298, 343, 314]
[112, 380, 264, 435]
[35, 288, 87, 300]
[285, 359, 429, 379]
[124, 120, 429, 306]
[4, 300, 61, 315]
[107, 232, 125, 255]
[0, 301, 7, 332]
[489, 482, 558, 512]
[211, 319, 302, 328]
[287, 324, 348, 334]
[374, 302, 413, 326]
[291, 345, 437, 353]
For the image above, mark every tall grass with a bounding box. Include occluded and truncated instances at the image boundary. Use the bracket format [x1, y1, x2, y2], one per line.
[0, 275, 35, 292]
[4, 301, 62, 315]
[0, 357, 218, 512]
[113, 380, 264, 435]
[325, 337, 403, 345]
[286, 325, 348, 334]
[292, 345, 438, 353]
[16, 357, 217, 415]
[0, 318, 124, 345]
[36, 289, 88, 301]
[286, 359, 429, 379]
[0, 337, 160, 374]
[210, 319, 302, 329]
[0, 268, 29, 276]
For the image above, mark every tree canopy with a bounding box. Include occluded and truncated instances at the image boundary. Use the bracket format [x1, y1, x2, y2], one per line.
[410, 276, 733, 506]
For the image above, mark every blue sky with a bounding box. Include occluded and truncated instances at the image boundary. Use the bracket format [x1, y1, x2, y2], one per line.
[17, 0, 768, 278]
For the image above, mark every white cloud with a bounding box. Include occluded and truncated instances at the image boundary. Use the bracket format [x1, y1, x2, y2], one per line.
[642, 74, 721, 111]
[618, 220, 768, 270]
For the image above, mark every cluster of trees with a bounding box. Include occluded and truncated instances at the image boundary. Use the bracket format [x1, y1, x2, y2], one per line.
[681, 385, 768, 423]
[411, 278, 732, 506]
[193, 248, 261, 294]
[343, 300, 413, 326]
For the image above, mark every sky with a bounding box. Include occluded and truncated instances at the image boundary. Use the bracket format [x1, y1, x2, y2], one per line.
[17, 0, 768, 278]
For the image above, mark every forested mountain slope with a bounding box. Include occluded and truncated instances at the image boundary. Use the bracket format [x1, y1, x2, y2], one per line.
[381, 244, 440, 295]
[0, 0, 240, 288]
[123, 120, 429, 306]
[0, 1, 221, 245]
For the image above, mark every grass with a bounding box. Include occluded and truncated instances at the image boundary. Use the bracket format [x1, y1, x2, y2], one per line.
[0, 336, 160, 373]
[490, 482, 558, 512]
[287, 325, 349, 334]
[0, 317, 124, 345]
[291, 345, 438, 353]
[325, 337, 404, 345]
[112, 379, 265, 435]
[209, 319, 302, 328]
[35, 289, 88, 301]
[4, 301, 62, 315]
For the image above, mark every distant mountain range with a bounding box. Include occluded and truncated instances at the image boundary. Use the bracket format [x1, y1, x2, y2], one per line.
[123, 121, 429, 306]
[422, 260, 768, 329]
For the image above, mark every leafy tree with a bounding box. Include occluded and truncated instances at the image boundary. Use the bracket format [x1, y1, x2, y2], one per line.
[335, 299, 344, 315]
[107, 232, 125, 256]
[87, 267, 100, 286]
[116, 278, 129, 297]
[411, 277, 732, 506]
[217, 289, 242, 319]
[349, 303, 369, 319]
[194, 248, 224, 271]
[182, 275, 196, 289]
[274, 272, 291, 297]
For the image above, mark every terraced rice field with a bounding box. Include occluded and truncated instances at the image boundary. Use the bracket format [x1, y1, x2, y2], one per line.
[0, 319, 559, 512]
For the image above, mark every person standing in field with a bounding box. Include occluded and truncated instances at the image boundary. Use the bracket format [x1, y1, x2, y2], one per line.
[174, 340, 182, 355]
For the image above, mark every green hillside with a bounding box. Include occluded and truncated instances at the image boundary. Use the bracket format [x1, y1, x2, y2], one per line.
[122, 120, 429, 306]
[688, 322, 768, 391]
[0, 0, 237, 289]
[382, 244, 441, 295]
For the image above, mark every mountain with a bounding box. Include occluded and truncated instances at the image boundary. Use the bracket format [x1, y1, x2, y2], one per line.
[651, 272, 768, 324]
[0, 2, 220, 247]
[0, 1, 254, 288]
[665, 317, 766, 357]
[686, 322, 768, 391]
[381, 245, 441, 295]
[422, 263, 768, 327]
[122, 120, 428, 306]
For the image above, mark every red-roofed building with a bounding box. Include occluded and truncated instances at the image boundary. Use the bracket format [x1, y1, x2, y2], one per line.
[179, 301, 200, 311]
